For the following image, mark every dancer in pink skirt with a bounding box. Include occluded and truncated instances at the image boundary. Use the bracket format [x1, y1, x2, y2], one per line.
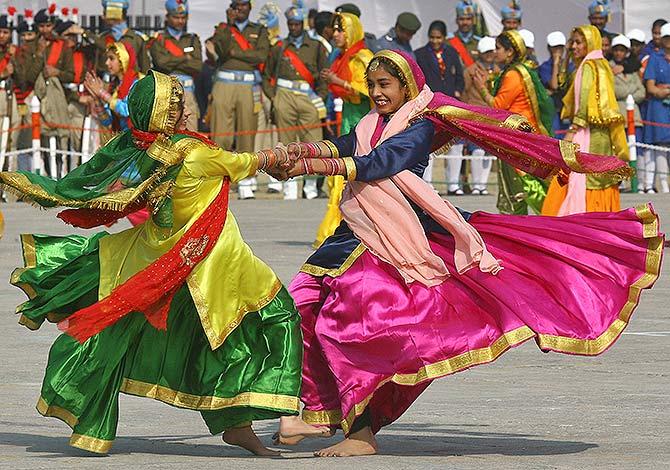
[273, 50, 663, 457]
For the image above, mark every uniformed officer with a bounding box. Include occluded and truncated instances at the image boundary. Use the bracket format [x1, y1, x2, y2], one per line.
[371, 12, 421, 58]
[13, 11, 41, 172]
[34, 6, 74, 177]
[0, 13, 19, 171]
[448, 1, 481, 67]
[500, 1, 522, 32]
[76, 0, 151, 75]
[262, 4, 328, 200]
[206, 0, 269, 199]
[588, 0, 617, 40]
[150, 0, 202, 131]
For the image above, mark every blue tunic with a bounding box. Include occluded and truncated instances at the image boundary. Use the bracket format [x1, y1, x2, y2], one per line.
[643, 53, 670, 144]
[304, 118, 471, 271]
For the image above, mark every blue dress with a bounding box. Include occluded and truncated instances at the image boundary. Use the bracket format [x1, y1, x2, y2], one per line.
[643, 53, 670, 144]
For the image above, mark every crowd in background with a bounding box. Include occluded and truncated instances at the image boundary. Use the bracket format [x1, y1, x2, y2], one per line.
[0, 0, 668, 201]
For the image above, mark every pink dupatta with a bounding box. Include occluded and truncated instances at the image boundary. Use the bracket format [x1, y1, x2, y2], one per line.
[340, 85, 502, 287]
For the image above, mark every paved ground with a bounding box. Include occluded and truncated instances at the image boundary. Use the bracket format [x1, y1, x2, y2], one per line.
[0, 193, 668, 470]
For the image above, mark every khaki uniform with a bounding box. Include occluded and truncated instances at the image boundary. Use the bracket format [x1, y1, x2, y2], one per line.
[262, 33, 328, 144]
[63, 46, 94, 154]
[12, 40, 42, 171]
[150, 30, 202, 131]
[0, 44, 19, 170]
[84, 29, 152, 74]
[208, 21, 269, 152]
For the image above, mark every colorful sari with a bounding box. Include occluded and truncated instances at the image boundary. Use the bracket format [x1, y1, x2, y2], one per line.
[290, 49, 661, 435]
[0, 71, 302, 454]
[314, 12, 374, 248]
[542, 25, 629, 215]
[491, 30, 556, 215]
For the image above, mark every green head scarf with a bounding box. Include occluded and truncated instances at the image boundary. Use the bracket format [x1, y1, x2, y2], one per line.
[0, 70, 186, 212]
[492, 31, 556, 137]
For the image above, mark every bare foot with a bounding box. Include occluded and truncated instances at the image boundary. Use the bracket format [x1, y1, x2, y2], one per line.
[273, 416, 334, 445]
[222, 426, 280, 457]
[314, 426, 377, 457]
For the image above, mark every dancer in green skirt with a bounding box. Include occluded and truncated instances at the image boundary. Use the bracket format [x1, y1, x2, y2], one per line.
[0, 70, 326, 456]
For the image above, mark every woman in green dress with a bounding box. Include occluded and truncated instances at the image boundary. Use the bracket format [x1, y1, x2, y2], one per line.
[0, 71, 324, 456]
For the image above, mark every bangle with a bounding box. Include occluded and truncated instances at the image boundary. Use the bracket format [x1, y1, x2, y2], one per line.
[99, 89, 111, 102]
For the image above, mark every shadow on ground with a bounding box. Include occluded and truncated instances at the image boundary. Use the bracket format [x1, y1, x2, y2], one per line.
[0, 423, 597, 459]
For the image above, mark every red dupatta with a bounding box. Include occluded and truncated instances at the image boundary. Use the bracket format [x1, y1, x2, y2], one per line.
[117, 42, 139, 99]
[328, 39, 366, 98]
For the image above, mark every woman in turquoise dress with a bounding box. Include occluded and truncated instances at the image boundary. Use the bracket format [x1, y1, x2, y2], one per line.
[0, 71, 325, 455]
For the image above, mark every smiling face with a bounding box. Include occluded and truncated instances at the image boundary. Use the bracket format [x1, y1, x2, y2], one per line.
[366, 64, 408, 116]
[429, 29, 445, 51]
[570, 30, 588, 62]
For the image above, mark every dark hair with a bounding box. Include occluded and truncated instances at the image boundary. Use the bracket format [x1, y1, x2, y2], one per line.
[366, 56, 406, 85]
[308, 8, 318, 20]
[496, 33, 520, 61]
[653, 18, 668, 29]
[314, 11, 333, 35]
[428, 20, 447, 36]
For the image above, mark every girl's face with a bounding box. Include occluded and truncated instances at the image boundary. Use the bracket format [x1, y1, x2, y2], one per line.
[333, 28, 346, 49]
[105, 51, 122, 76]
[175, 100, 192, 131]
[494, 40, 514, 64]
[429, 29, 445, 51]
[570, 31, 588, 61]
[367, 66, 408, 116]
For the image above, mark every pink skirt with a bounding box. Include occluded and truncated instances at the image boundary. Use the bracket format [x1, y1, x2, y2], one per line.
[289, 205, 663, 434]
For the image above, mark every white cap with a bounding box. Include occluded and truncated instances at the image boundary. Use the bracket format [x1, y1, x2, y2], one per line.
[519, 29, 535, 49]
[662, 23, 670, 38]
[626, 28, 646, 44]
[546, 31, 567, 47]
[477, 36, 496, 54]
[612, 34, 631, 49]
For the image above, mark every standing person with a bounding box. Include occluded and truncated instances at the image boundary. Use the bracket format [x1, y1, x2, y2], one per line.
[538, 31, 574, 133]
[78, 0, 151, 75]
[0, 70, 327, 456]
[277, 49, 659, 457]
[641, 19, 667, 59]
[150, 0, 202, 132]
[588, 0, 617, 41]
[448, 1, 481, 68]
[500, 1, 522, 32]
[0, 13, 18, 172]
[34, 6, 74, 178]
[462, 36, 500, 194]
[314, 11, 372, 247]
[642, 23, 670, 194]
[415, 20, 465, 191]
[518, 29, 537, 68]
[335, 3, 376, 49]
[207, 0, 269, 200]
[611, 35, 646, 192]
[542, 26, 628, 215]
[371, 12, 421, 58]
[56, 16, 93, 162]
[262, 4, 328, 200]
[476, 30, 555, 215]
[12, 10, 41, 172]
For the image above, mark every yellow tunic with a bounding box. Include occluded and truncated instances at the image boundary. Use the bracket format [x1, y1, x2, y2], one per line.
[98, 137, 281, 350]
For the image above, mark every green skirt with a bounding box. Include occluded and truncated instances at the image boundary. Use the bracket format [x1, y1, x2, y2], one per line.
[496, 161, 548, 215]
[12, 233, 303, 454]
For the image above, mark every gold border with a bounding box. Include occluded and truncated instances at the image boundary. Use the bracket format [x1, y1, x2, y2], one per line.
[513, 64, 549, 136]
[18, 314, 42, 330]
[302, 408, 342, 426]
[321, 140, 339, 158]
[536, 204, 663, 354]
[70, 433, 114, 454]
[120, 378, 300, 412]
[342, 157, 357, 181]
[37, 397, 79, 428]
[107, 42, 130, 74]
[11, 234, 38, 302]
[300, 243, 367, 277]
[187, 277, 283, 350]
[373, 50, 419, 99]
[559, 139, 584, 172]
[500, 113, 534, 132]
[149, 71, 184, 135]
